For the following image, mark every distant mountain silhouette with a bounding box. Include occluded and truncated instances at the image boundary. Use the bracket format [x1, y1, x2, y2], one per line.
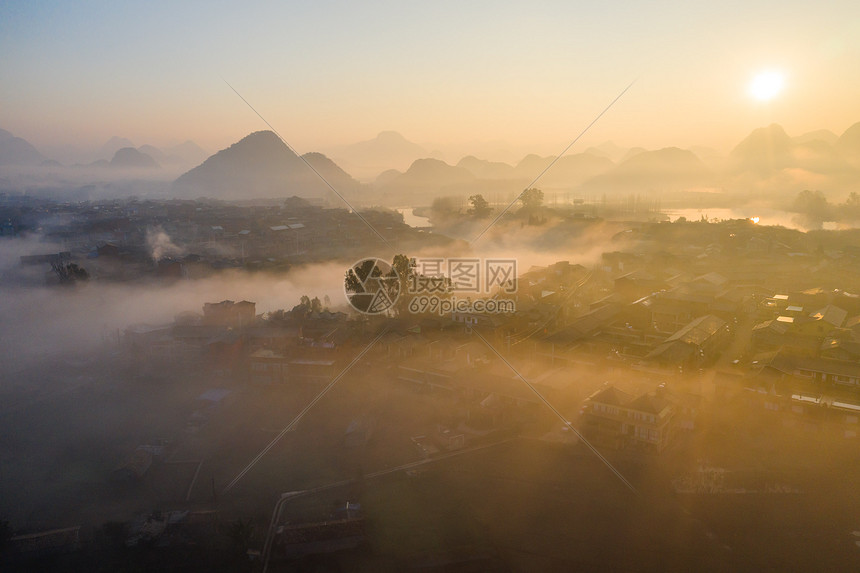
[689, 146, 724, 168]
[510, 152, 614, 188]
[328, 131, 428, 178]
[537, 153, 614, 188]
[582, 147, 711, 191]
[379, 151, 615, 200]
[584, 141, 628, 162]
[301, 152, 359, 187]
[457, 156, 517, 179]
[620, 147, 648, 163]
[730, 123, 795, 174]
[376, 158, 470, 200]
[514, 154, 554, 177]
[376, 158, 527, 203]
[138, 145, 166, 162]
[794, 129, 839, 146]
[100, 136, 135, 160]
[374, 169, 402, 187]
[167, 140, 208, 167]
[837, 122, 860, 164]
[110, 147, 159, 169]
[0, 128, 45, 166]
[729, 123, 857, 178]
[6, 120, 858, 201]
[174, 131, 360, 200]
[136, 141, 208, 170]
[791, 139, 852, 174]
[386, 158, 474, 189]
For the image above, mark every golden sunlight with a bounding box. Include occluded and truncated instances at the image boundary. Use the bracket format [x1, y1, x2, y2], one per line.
[749, 70, 785, 101]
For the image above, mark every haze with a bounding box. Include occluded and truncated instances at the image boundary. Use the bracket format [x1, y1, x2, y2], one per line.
[2, 1, 859, 158]
[4, 2, 860, 572]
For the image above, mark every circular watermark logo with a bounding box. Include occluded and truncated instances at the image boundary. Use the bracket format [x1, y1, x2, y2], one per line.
[344, 258, 401, 314]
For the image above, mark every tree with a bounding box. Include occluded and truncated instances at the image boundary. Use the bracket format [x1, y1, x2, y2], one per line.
[520, 188, 544, 210]
[283, 195, 311, 210]
[52, 262, 89, 285]
[791, 189, 832, 228]
[290, 295, 313, 319]
[467, 194, 492, 218]
[344, 269, 362, 295]
[392, 253, 415, 285]
[844, 192, 860, 219]
[266, 309, 289, 323]
[392, 254, 415, 316]
[428, 196, 460, 223]
[311, 296, 323, 314]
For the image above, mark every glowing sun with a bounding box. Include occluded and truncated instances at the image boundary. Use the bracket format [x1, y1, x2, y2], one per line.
[749, 70, 785, 101]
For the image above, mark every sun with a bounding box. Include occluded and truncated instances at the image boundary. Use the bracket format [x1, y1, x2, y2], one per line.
[749, 70, 785, 101]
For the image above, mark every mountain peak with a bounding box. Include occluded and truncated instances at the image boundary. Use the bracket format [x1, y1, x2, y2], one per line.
[0, 127, 45, 166]
[240, 130, 282, 143]
[376, 131, 408, 141]
[327, 131, 428, 179]
[110, 147, 159, 169]
[837, 122, 860, 153]
[731, 123, 793, 158]
[100, 136, 135, 159]
[228, 130, 289, 153]
[174, 131, 358, 200]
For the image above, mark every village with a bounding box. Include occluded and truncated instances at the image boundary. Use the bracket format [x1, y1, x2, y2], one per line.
[3, 195, 860, 570]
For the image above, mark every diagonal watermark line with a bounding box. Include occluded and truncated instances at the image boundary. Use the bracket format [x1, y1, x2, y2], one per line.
[221, 78, 392, 248]
[472, 328, 639, 495]
[471, 80, 636, 244]
[221, 326, 390, 495]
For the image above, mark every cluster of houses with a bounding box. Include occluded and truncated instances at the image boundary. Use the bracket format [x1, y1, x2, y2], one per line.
[119, 271, 859, 457]
[476, 259, 860, 453]
[117, 249, 860, 459]
[124, 299, 350, 379]
[562, 280, 860, 447]
[740, 289, 860, 437]
[526, 266, 745, 374]
[9, 196, 424, 285]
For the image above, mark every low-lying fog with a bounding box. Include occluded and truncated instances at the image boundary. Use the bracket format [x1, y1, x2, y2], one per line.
[0, 221, 625, 376]
[0, 263, 350, 375]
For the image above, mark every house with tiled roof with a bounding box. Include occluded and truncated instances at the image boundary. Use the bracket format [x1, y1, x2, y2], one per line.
[580, 384, 676, 453]
[645, 314, 729, 368]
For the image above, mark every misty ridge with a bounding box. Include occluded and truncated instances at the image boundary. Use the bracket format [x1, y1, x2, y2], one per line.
[0, 130, 209, 172]
[3, 122, 860, 225]
[0, 129, 208, 199]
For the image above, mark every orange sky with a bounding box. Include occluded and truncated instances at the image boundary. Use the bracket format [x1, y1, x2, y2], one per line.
[1, 2, 858, 159]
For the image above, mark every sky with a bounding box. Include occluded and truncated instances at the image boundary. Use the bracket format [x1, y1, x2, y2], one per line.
[1, 0, 859, 159]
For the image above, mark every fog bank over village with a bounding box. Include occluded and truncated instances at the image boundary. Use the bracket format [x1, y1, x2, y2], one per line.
[4, 1, 860, 571]
[4, 156, 860, 570]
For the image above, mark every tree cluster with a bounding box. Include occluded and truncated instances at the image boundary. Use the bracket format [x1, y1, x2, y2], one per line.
[790, 190, 860, 228]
